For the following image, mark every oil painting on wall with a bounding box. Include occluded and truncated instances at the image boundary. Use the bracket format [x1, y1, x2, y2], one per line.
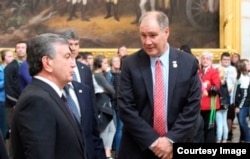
[0, 0, 219, 49]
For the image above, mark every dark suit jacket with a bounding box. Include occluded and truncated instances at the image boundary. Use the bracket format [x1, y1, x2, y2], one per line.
[0, 131, 9, 159]
[11, 78, 86, 159]
[76, 61, 97, 114]
[118, 47, 201, 159]
[76, 61, 94, 92]
[72, 81, 106, 159]
[4, 60, 21, 107]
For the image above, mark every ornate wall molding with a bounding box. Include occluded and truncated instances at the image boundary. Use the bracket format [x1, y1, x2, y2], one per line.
[220, 0, 241, 52]
[78, 48, 235, 63]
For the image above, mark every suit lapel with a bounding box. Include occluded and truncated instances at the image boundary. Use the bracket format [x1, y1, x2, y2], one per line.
[71, 81, 88, 157]
[32, 79, 74, 123]
[72, 81, 86, 116]
[138, 50, 154, 108]
[168, 47, 179, 107]
[32, 79, 85, 151]
[76, 61, 85, 82]
[51, 84, 85, 152]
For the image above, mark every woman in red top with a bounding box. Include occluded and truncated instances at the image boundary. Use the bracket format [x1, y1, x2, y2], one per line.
[198, 51, 220, 143]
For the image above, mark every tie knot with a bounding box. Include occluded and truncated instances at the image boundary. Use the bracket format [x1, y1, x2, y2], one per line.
[61, 94, 67, 102]
[156, 59, 161, 65]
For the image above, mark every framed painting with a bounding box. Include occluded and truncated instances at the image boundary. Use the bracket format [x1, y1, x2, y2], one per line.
[0, 0, 220, 49]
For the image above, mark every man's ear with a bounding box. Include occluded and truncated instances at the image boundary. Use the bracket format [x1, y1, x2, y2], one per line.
[42, 56, 53, 72]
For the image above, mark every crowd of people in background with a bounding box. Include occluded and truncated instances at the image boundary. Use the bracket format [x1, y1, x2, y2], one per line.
[0, 30, 129, 159]
[180, 44, 250, 144]
[0, 10, 250, 159]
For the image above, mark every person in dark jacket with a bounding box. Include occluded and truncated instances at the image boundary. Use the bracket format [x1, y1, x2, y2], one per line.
[4, 41, 27, 158]
[234, 59, 250, 143]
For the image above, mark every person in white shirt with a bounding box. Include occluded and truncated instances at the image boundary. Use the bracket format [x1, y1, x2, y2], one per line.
[219, 52, 237, 141]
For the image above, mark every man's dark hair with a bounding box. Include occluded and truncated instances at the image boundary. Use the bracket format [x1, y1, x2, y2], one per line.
[220, 52, 230, 60]
[77, 52, 93, 60]
[15, 41, 27, 52]
[61, 30, 79, 40]
[27, 33, 69, 76]
[16, 41, 27, 45]
[180, 45, 192, 54]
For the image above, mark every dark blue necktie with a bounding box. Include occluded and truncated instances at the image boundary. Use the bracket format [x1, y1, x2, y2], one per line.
[63, 84, 81, 123]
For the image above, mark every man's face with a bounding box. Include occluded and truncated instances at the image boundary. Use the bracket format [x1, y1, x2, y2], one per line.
[4, 50, 14, 64]
[139, 16, 169, 57]
[50, 43, 76, 87]
[201, 56, 212, 68]
[15, 43, 27, 59]
[118, 47, 128, 58]
[221, 56, 231, 67]
[68, 39, 80, 58]
[112, 57, 121, 70]
[86, 55, 94, 66]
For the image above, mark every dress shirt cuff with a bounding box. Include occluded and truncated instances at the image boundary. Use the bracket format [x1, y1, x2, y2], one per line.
[166, 137, 174, 144]
[149, 138, 159, 150]
[149, 137, 174, 150]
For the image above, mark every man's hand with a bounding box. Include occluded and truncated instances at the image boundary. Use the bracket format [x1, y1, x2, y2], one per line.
[151, 137, 173, 159]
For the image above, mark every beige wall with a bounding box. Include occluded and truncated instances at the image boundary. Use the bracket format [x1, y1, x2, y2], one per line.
[241, 0, 250, 59]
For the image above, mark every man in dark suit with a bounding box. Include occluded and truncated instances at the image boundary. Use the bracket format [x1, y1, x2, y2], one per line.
[61, 30, 104, 158]
[11, 33, 86, 159]
[61, 30, 94, 93]
[70, 81, 106, 159]
[118, 11, 201, 159]
[61, 30, 97, 119]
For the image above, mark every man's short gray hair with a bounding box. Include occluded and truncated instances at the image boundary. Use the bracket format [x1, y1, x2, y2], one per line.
[201, 51, 214, 60]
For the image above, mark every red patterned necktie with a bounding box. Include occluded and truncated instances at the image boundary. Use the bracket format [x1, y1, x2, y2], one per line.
[153, 59, 166, 136]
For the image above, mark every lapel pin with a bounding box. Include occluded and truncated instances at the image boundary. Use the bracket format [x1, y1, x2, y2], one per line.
[79, 89, 83, 93]
[172, 61, 178, 68]
[81, 66, 84, 69]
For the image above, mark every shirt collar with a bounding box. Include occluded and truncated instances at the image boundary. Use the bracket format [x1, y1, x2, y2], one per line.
[34, 76, 62, 97]
[150, 43, 170, 67]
